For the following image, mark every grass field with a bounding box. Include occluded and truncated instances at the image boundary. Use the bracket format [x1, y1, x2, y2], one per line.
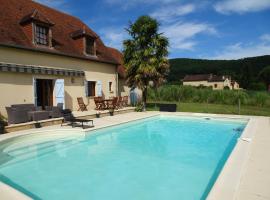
[147, 102, 270, 116]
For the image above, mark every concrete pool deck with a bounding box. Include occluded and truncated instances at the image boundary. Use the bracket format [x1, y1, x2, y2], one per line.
[0, 111, 269, 200]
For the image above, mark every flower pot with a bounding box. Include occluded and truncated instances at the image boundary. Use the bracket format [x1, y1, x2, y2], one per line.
[0, 122, 5, 134]
[96, 113, 100, 118]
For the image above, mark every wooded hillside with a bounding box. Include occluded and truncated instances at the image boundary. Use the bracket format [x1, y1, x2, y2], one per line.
[168, 55, 270, 89]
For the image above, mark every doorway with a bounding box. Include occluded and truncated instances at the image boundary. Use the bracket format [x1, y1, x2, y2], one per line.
[36, 79, 53, 109]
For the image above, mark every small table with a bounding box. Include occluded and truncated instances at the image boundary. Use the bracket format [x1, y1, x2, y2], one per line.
[103, 99, 113, 109]
[28, 111, 50, 121]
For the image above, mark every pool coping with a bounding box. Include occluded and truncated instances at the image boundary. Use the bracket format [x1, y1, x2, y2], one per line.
[0, 111, 268, 200]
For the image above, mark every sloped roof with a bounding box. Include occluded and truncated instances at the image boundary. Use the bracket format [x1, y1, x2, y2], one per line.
[183, 74, 229, 82]
[182, 74, 211, 82]
[0, 0, 119, 65]
[107, 47, 126, 78]
[20, 9, 55, 26]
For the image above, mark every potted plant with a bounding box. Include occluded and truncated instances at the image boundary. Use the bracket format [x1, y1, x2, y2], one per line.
[96, 111, 101, 118]
[109, 108, 114, 116]
[0, 113, 7, 134]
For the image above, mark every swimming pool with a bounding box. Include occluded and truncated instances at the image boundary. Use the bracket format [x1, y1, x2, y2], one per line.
[0, 115, 247, 200]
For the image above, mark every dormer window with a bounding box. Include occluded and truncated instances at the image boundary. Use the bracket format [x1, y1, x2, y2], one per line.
[20, 9, 54, 48]
[71, 29, 97, 56]
[85, 37, 95, 55]
[35, 24, 49, 46]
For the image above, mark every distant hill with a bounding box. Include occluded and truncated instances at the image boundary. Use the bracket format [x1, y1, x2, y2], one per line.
[168, 55, 270, 89]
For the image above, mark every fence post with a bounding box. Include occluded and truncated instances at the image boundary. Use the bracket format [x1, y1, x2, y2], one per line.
[238, 98, 241, 115]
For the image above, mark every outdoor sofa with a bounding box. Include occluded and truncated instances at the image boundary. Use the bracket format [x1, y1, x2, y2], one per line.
[6, 104, 42, 124]
[6, 103, 64, 124]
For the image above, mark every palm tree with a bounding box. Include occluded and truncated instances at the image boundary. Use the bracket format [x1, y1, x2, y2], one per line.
[123, 15, 169, 111]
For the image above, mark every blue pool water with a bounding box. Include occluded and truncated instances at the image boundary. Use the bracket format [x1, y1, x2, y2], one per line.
[0, 116, 246, 200]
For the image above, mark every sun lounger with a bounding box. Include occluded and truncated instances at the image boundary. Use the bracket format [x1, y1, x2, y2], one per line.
[61, 109, 94, 129]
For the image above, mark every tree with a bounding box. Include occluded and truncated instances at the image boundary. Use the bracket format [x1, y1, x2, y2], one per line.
[259, 66, 270, 90]
[123, 16, 169, 110]
[240, 61, 254, 89]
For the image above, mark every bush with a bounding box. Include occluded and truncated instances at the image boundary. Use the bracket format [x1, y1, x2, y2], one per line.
[249, 82, 267, 91]
[252, 92, 269, 107]
[135, 103, 144, 112]
[0, 113, 7, 134]
[147, 85, 270, 107]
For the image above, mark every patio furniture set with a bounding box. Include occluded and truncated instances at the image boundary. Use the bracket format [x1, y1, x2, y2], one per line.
[5, 103, 94, 129]
[6, 103, 63, 124]
[93, 96, 129, 111]
[77, 96, 129, 112]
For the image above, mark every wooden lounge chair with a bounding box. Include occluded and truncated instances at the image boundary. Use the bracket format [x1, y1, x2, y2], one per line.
[77, 97, 88, 111]
[61, 109, 94, 129]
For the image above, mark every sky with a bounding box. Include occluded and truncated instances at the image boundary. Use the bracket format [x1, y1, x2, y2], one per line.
[36, 0, 270, 60]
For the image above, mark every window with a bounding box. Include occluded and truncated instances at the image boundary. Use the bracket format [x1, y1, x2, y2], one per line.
[86, 81, 96, 97]
[109, 82, 112, 92]
[214, 84, 218, 88]
[35, 25, 49, 46]
[85, 37, 95, 55]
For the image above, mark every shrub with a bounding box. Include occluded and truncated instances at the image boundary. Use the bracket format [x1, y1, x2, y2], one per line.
[135, 103, 144, 112]
[147, 85, 270, 107]
[249, 82, 267, 91]
[252, 92, 269, 107]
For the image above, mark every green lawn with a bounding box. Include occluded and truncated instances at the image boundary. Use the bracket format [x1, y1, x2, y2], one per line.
[147, 102, 270, 116]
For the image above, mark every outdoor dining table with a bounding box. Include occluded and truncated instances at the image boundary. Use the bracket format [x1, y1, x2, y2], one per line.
[102, 99, 113, 109]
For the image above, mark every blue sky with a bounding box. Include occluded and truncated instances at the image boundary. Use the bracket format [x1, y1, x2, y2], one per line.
[36, 0, 270, 59]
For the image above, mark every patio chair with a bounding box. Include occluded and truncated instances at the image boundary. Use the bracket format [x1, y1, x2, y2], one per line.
[61, 109, 94, 129]
[108, 97, 118, 110]
[45, 105, 63, 118]
[6, 107, 29, 124]
[77, 97, 88, 111]
[94, 97, 105, 110]
[116, 96, 123, 109]
[123, 96, 129, 107]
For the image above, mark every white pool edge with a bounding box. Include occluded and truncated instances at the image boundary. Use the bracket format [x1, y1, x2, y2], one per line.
[0, 111, 264, 200]
[206, 117, 256, 200]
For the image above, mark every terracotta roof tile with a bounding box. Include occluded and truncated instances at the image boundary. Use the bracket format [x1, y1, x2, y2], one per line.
[182, 74, 230, 82]
[0, 0, 118, 65]
[182, 74, 211, 82]
[107, 47, 126, 78]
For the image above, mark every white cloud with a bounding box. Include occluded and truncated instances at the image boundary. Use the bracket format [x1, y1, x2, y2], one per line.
[214, 0, 270, 14]
[98, 21, 217, 51]
[34, 0, 71, 13]
[35, 0, 65, 7]
[151, 4, 195, 22]
[104, 0, 178, 9]
[161, 21, 217, 50]
[260, 34, 270, 42]
[209, 36, 270, 59]
[98, 27, 127, 50]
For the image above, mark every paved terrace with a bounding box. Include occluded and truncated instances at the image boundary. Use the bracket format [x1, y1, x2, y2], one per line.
[0, 111, 269, 200]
